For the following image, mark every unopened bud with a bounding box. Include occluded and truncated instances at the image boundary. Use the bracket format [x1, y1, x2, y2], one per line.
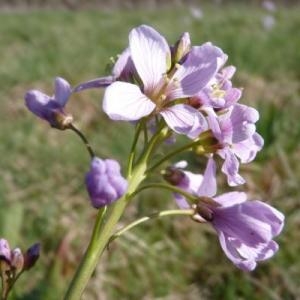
[194, 197, 220, 222]
[0, 239, 11, 263]
[11, 248, 24, 273]
[162, 167, 185, 186]
[173, 32, 191, 63]
[23, 243, 40, 270]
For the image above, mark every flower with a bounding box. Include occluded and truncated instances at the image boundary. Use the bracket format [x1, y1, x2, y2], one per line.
[85, 157, 128, 208]
[193, 65, 242, 109]
[25, 77, 73, 129]
[23, 243, 41, 270]
[103, 25, 226, 137]
[164, 162, 284, 271]
[203, 104, 264, 186]
[203, 192, 284, 271]
[0, 238, 11, 262]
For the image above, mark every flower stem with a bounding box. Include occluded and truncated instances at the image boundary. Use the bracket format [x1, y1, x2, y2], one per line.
[111, 208, 194, 241]
[127, 120, 143, 177]
[69, 124, 95, 159]
[63, 198, 126, 300]
[147, 131, 212, 173]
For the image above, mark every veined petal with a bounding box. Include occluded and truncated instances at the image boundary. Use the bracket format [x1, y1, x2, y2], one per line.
[129, 25, 170, 93]
[112, 47, 135, 81]
[230, 104, 259, 143]
[73, 76, 113, 93]
[25, 90, 53, 119]
[232, 133, 264, 163]
[221, 149, 245, 186]
[197, 157, 217, 197]
[214, 192, 247, 207]
[217, 231, 257, 271]
[54, 77, 71, 107]
[167, 43, 226, 99]
[160, 104, 202, 135]
[103, 81, 155, 121]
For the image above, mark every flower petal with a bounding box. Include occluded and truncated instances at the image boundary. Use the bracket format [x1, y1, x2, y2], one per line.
[167, 43, 226, 99]
[129, 25, 170, 93]
[214, 192, 247, 207]
[216, 230, 257, 271]
[112, 47, 135, 81]
[103, 81, 156, 121]
[230, 104, 259, 144]
[232, 133, 264, 163]
[73, 76, 113, 93]
[160, 104, 205, 135]
[221, 149, 245, 186]
[25, 90, 55, 120]
[197, 157, 217, 197]
[54, 77, 71, 107]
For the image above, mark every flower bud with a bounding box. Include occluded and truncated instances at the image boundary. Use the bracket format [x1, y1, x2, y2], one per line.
[24, 77, 73, 130]
[173, 32, 191, 63]
[162, 167, 185, 186]
[0, 239, 11, 263]
[85, 157, 128, 208]
[23, 243, 40, 270]
[10, 248, 24, 273]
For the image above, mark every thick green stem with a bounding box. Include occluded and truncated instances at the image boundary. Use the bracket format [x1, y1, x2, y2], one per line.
[63, 161, 147, 300]
[64, 123, 169, 299]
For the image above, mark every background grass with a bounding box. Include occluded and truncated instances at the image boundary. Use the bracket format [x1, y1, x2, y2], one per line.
[0, 2, 300, 299]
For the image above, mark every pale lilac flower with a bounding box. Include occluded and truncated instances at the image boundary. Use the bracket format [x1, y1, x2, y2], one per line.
[25, 77, 73, 129]
[206, 104, 264, 186]
[165, 164, 284, 271]
[85, 157, 128, 208]
[207, 192, 284, 271]
[195, 65, 242, 109]
[103, 25, 226, 137]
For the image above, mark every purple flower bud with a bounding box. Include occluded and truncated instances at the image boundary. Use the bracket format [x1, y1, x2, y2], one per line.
[25, 77, 73, 130]
[23, 243, 40, 270]
[85, 157, 128, 208]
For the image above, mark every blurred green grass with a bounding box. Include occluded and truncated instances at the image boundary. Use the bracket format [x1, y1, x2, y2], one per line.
[0, 3, 300, 300]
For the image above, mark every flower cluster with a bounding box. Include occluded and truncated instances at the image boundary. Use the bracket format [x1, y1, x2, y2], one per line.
[24, 24, 284, 276]
[0, 239, 40, 298]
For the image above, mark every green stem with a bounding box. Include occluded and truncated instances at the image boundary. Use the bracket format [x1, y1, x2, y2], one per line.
[63, 159, 147, 300]
[111, 209, 194, 241]
[127, 122, 142, 177]
[147, 140, 196, 174]
[69, 124, 95, 159]
[64, 122, 170, 299]
[147, 131, 212, 174]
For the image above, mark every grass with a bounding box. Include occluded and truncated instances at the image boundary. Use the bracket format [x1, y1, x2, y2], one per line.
[0, 3, 300, 299]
